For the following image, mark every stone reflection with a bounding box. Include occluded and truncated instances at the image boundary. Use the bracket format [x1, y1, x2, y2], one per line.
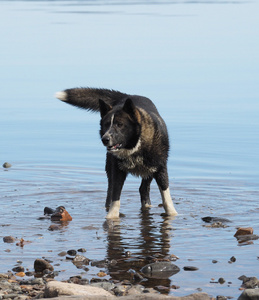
[103, 211, 176, 290]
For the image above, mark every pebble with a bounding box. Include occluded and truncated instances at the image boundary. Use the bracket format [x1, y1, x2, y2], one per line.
[183, 266, 199, 271]
[238, 275, 259, 289]
[3, 162, 12, 168]
[67, 249, 77, 256]
[141, 261, 180, 278]
[58, 251, 67, 256]
[202, 216, 231, 223]
[48, 224, 61, 231]
[34, 258, 54, 272]
[12, 266, 24, 273]
[78, 248, 86, 253]
[234, 227, 254, 237]
[218, 277, 226, 284]
[15, 272, 26, 277]
[229, 256, 236, 263]
[3, 236, 16, 243]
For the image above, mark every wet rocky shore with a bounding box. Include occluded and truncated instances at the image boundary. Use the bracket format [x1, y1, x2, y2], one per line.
[1, 256, 259, 300]
[2, 209, 259, 300]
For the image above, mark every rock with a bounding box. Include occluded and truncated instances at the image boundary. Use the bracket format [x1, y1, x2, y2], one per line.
[15, 272, 26, 277]
[67, 249, 77, 256]
[229, 256, 236, 263]
[44, 207, 55, 215]
[3, 162, 12, 168]
[12, 266, 24, 273]
[3, 236, 16, 243]
[204, 222, 228, 228]
[202, 216, 231, 223]
[34, 259, 54, 273]
[218, 277, 225, 284]
[51, 206, 72, 222]
[113, 284, 127, 296]
[78, 248, 86, 252]
[72, 255, 90, 268]
[238, 275, 259, 289]
[44, 281, 113, 298]
[141, 261, 180, 278]
[127, 286, 143, 295]
[183, 266, 199, 271]
[234, 227, 254, 237]
[238, 288, 259, 300]
[97, 271, 107, 277]
[48, 224, 62, 231]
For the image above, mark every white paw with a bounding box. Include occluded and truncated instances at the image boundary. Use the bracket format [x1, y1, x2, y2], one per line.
[165, 205, 178, 216]
[106, 201, 120, 219]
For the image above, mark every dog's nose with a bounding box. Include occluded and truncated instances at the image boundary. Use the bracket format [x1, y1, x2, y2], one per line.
[102, 136, 110, 146]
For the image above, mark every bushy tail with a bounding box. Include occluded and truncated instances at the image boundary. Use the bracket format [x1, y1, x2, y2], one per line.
[55, 87, 127, 112]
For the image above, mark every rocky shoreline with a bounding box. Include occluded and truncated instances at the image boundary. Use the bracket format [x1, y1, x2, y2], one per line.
[0, 272, 211, 299]
[1, 270, 259, 300]
[2, 220, 259, 300]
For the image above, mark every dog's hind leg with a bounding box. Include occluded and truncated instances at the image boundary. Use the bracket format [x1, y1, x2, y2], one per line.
[154, 168, 178, 216]
[139, 177, 153, 209]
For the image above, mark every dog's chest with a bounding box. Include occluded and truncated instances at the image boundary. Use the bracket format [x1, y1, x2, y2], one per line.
[118, 155, 157, 178]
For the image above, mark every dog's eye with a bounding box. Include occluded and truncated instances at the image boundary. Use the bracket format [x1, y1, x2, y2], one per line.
[116, 122, 123, 128]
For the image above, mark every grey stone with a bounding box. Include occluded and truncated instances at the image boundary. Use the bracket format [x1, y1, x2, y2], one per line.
[91, 282, 115, 291]
[141, 261, 180, 278]
[238, 288, 259, 300]
[34, 258, 54, 272]
[3, 236, 16, 243]
[183, 266, 199, 271]
[2, 162, 12, 168]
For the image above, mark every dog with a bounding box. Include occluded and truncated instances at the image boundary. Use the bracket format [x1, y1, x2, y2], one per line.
[55, 88, 178, 219]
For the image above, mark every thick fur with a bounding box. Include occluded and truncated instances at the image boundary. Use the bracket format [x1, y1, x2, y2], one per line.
[56, 88, 177, 218]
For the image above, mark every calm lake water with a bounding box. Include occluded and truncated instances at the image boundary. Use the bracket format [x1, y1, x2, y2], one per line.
[0, 0, 259, 298]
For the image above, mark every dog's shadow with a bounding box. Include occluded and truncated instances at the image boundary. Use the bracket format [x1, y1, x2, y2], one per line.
[103, 211, 176, 288]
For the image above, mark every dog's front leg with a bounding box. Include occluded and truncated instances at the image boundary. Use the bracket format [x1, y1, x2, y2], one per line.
[154, 168, 178, 216]
[105, 155, 127, 219]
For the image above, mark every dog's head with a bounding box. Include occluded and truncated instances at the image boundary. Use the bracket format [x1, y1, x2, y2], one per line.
[99, 98, 141, 154]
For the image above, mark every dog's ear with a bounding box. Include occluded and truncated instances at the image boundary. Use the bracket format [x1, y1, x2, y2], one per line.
[99, 99, 112, 118]
[123, 98, 140, 122]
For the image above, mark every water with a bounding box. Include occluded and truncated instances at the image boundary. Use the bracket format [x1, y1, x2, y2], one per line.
[0, 0, 259, 298]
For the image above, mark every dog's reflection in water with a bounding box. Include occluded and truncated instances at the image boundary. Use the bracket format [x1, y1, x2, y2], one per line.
[103, 211, 177, 290]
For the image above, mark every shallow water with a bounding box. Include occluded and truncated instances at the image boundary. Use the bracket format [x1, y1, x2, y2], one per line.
[0, 0, 259, 298]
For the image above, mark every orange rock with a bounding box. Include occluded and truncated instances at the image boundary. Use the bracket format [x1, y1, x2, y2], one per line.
[97, 271, 107, 277]
[234, 227, 254, 237]
[16, 238, 32, 247]
[51, 206, 72, 222]
[16, 272, 26, 277]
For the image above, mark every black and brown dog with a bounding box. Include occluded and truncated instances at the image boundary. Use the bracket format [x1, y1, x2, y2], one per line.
[56, 88, 177, 219]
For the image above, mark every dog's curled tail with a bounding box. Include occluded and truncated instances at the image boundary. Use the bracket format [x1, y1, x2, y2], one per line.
[55, 87, 127, 112]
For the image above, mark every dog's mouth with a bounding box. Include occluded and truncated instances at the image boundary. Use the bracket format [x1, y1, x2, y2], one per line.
[107, 144, 122, 152]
